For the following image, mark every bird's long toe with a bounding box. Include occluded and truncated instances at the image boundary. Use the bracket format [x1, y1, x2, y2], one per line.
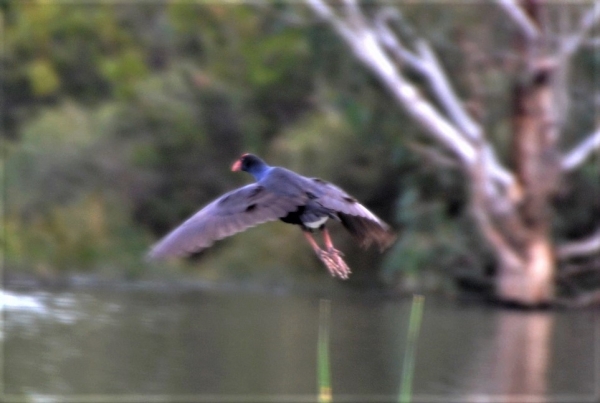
[327, 247, 344, 257]
[318, 249, 351, 279]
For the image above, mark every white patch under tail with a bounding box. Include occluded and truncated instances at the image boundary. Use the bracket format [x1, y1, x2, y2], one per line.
[304, 216, 328, 229]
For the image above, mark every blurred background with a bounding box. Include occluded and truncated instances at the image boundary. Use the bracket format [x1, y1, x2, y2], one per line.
[1, 1, 599, 402]
[2, 1, 501, 287]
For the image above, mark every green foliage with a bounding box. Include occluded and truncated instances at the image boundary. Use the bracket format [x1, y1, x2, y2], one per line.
[5, 102, 102, 214]
[27, 58, 60, 96]
[100, 49, 149, 99]
[3, 189, 151, 276]
[2, 100, 149, 275]
[381, 166, 491, 287]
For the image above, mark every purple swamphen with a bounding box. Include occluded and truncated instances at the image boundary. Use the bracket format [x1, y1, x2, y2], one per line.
[148, 154, 396, 278]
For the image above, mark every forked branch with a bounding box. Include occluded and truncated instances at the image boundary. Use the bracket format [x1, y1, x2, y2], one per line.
[562, 127, 600, 171]
[496, 0, 541, 42]
[557, 229, 600, 260]
[307, 0, 515, 190]
[374, 8, 481, 142]
[558, 2, 600, 60]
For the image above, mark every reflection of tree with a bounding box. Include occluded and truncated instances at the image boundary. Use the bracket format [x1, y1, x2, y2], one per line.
[493, 313, 552, 398]
[465, 312, 553, 400]
[307, 0, 600, 306]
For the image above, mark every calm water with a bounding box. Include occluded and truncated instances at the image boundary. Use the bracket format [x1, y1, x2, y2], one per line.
[2, 285, 599, 402]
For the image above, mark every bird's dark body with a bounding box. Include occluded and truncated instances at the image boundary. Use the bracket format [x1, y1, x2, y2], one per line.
[279, 203, 334, 231]
[279, 206, 309, 227]
[148, 154, 395, 268]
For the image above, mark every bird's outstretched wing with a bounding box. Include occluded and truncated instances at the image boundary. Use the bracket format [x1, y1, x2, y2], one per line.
[308, 178, 396, 251]
[148, 184, 306, 259]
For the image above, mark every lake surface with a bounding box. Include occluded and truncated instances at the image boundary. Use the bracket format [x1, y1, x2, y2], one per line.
[2, 285, 599, 402]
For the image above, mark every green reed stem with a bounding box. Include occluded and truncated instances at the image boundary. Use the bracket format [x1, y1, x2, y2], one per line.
[398, 294, 425, 403]
[318, 298, 332, 403]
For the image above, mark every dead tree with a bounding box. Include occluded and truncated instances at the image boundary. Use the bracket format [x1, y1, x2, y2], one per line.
[306, 0, 600, 306]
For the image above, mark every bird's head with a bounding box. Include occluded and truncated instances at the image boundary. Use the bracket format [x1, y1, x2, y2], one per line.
[231, 153, 270, 180]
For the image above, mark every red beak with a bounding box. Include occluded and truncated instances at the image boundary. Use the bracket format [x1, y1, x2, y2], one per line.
[231, 159, 242, 171]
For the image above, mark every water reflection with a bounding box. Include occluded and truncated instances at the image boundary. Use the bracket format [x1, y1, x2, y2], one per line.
[2, 288, 597, 401]
[464, 311, 553, 402]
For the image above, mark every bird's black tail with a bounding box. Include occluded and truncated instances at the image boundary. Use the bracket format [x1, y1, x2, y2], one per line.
[338, 213, 396, 251]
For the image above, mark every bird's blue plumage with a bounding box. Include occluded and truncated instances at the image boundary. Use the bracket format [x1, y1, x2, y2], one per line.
[245, 158, 272, 181]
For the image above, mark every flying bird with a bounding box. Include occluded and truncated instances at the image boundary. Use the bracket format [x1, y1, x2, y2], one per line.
[148, 153, 396, 279]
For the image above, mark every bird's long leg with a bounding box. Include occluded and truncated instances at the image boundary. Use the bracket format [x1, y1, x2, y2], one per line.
[322, 228, 342, 256]
[303, 231, 349, 279]
[321, 228, 351, 279]
[303, 231, 322, 254]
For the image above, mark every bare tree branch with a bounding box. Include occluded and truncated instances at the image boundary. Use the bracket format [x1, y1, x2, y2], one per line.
[416, 41, 483, 142]
[561, 126, 600, 171]
[554, 3, 600, 132]
[482, 145, 515, 188]
[407, 142, 459, 169]
[470, 156, 524, 271]
[559, 2, 600, 59]
[373, 7, 482, 142]
[306, 0, 359, 46]
[496, 0, 541, 42]
[558, 256, 600, 278]
[307, 0, 475, 162]
[555, 289, 600, 307]
[557, 229, 600, 260]
[307, 0, 515, 189]
[373, 9, 427, 73]
[342, 0, 364, 30]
